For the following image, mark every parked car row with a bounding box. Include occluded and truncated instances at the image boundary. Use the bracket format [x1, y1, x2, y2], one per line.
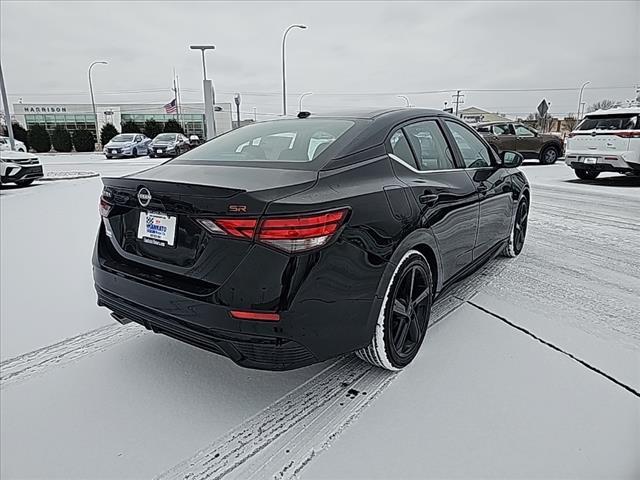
[103, 133, 197, 159]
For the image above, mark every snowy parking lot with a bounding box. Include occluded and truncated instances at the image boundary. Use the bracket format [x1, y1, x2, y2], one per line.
[1, 155, 639, 479]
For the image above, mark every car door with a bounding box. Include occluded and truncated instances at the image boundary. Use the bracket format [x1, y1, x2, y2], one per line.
[387, 119, 479, 284]
[491, 123, 517, 154]
[514, 124, 540, 158]
[444, 120, 514, 261]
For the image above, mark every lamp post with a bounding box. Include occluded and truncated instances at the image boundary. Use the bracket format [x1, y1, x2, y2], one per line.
[397, 95, 411, 107]
[577, 81, 590, 121]
[298, 92, 312, 112]
[234, 93, 241, 128]
[0, 62, 15, 150]
[88, 60, 107, 148]
[282, 24, 307, 116]
[190, 45, 216, 138]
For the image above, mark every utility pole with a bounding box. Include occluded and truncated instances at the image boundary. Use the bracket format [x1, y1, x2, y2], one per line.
[0, 62, 16, 150]
[253, 107, 257, 122]
[281, 24, 307, 116]
[452, 90, 464, 117]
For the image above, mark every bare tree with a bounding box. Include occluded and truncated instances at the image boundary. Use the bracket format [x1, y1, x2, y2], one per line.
[588, 99, 616, 112]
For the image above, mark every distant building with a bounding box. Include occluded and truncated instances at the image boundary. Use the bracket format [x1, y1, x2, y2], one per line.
[12, 102, 233, 139]
[459, 107, 512, 125]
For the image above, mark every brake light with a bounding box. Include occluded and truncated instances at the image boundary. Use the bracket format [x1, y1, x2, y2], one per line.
[99, 196, 112, 217]
[229, 310, 280, 321]
[615, 131, 640, 138]
[196, 208, 349, 253]
[258, 209, 349, 252]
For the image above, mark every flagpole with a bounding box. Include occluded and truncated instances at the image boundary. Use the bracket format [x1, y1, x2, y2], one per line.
[172, 68, 180, 126]
[177, 74, 183, 131]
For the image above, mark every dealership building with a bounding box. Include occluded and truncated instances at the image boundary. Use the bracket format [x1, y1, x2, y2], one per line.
[12, 102, 233, 139]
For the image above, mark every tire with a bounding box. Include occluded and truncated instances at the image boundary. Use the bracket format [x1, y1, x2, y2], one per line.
[574, 169, 600, 180]
[356, 250, 433, 371]
[17, 147, 25, 152]
[15, 179, 34, 187]
[132, 148, 138, 157]
[540, 145, 559, 164]
[502, 197, 529, 258]
[149, 153, 155, 158]
[105, 155, 113, 159]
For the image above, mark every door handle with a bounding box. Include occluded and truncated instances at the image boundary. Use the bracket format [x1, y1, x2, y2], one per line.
[419, 193, 439, 205]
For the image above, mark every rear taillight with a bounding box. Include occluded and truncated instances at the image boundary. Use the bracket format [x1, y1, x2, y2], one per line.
[258, 209, 348, 252]
[99, 196, 112, 217]
[196, 208, 349, 253]
[614, 131, 640, 138]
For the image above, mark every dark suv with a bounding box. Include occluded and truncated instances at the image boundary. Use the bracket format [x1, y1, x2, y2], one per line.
[475, 122, 563, 164]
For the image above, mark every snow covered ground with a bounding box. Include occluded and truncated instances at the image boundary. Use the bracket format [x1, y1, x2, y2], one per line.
[1, 156, 638, 479]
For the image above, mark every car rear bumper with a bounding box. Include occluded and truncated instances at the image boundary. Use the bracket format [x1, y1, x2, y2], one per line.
[1, 164, 44, 182]
[565, 151, 640, 173]
[92, 226, 383, 370]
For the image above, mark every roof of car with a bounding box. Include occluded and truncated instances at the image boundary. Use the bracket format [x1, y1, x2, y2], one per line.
[476, 121, 516, 126]
[306, 107, 451, 120]
[585, 106, 640, 116]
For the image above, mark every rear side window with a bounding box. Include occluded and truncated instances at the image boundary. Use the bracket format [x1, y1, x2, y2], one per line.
[177, 119, 354, 163]
[577, 115, 638, 131]
[403, 121, 455, 171]
[389, 129, 418, 168]
[445, 121, 492, 168]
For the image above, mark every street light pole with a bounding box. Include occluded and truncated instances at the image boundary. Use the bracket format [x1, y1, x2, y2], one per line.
[298, 92, 312, 112]
[88, 60, 107, 149]
[281, 24, 307, 116]
[0, 61, 16, 150]
[397, 95, 411, 107]
[234, 93, 241, 128]
[190, 45, 216, 138]
[577, 81, 590, 121]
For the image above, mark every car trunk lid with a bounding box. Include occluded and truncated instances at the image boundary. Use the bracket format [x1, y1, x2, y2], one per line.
[101, 163, 317, 285]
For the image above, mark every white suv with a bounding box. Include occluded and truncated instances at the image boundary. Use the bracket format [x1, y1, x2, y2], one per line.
[565, 107, 640, 180]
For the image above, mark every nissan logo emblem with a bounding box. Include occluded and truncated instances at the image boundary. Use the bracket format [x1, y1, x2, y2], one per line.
[137, 187, 152, 207]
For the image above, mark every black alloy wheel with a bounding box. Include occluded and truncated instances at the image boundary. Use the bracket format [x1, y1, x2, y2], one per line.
[357, 251, 433, 370]
[387, 261, 431, 363]
[503, 198, 528, 257]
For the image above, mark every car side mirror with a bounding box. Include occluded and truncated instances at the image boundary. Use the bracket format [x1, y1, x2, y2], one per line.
[502, 151, 524, 168]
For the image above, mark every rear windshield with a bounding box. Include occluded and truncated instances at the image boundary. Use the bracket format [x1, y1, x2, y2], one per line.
[577, 114, 639, 131]
[176, 119, 355, 163]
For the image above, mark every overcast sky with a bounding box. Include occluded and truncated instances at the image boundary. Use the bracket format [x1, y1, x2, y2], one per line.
[1, 1, 639, 120]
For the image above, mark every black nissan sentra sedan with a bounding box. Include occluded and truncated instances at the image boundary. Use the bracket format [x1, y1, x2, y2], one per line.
[93, 108, 529, 371]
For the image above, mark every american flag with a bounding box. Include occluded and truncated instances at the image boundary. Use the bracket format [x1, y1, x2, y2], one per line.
[164, 98, 177, 114]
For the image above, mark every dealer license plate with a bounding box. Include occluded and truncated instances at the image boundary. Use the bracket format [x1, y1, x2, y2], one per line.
[137, 211, 177, 247]
[111, 150, 117, 154]
[581, 157, 597, 164]
[156, 149, 163, 154]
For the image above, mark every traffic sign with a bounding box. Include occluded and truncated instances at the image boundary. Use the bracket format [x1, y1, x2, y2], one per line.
[537, 99, 549, 117]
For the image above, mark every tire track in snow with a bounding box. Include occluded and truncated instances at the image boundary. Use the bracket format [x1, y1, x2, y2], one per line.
[156, 260, 508, 480]
[0, 323, 144, 389]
